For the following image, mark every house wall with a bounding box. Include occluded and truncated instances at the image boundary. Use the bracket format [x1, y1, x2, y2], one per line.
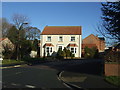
[40, 35, 82, 58]
[82, 34, 105, 52]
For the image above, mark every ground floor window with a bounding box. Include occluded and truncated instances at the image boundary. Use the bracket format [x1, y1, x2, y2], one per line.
[70, 47, 77, 54]
[46, 47, 52, 54]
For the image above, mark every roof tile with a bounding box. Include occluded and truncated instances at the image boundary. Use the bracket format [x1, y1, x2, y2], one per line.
[41, 26, 82, 35]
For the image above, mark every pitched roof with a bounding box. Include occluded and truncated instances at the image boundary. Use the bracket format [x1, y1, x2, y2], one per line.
[82, 44, 97, 49]
[0, 38, 7, 42]
[41, 26, 82, 35]
[67, 44, 78, 47]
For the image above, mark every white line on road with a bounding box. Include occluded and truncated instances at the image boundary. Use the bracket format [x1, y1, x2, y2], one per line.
[14, 65, 21, 67]
[15, 72, 22, 74]
[25, 85, 36, 88]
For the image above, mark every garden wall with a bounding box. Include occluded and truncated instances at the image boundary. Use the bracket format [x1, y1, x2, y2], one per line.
[105, 63, 120, 76]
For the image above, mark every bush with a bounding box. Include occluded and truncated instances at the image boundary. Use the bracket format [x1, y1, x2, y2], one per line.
[23, 57, 44, 65]
[104, 51, 120, 62]
[84, 46, 99, 59]
[105, 76, 120, 86]
[56, 47, 75, 60]
[56, 49, 64, 60]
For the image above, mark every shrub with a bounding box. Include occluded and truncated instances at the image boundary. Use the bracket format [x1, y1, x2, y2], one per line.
[84, 46, 99, 59]
[56, 47, 75, 60]
[56, 49, 64, 60]
[104, 51, 120, 62]
[23, 57, 44, 65]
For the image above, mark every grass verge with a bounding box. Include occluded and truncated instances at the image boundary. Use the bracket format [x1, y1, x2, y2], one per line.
[105, 76, 120, 86]
[1, 59, 24, 65]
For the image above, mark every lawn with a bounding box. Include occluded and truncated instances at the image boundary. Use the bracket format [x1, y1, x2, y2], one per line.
[1, 59, 24, 65]
[105, 76, 120, 86]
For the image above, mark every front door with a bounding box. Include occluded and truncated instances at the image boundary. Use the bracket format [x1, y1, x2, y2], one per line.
[57, 44, 63, 51]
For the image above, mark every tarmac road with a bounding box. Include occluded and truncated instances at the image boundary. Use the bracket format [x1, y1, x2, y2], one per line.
[2, 66, 67, 88]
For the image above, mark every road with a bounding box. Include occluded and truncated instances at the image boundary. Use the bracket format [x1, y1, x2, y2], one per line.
[2, 59, 103, 88]
[2, 66, 66, 88]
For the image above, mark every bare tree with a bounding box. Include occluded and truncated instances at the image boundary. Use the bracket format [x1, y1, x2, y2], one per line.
[1, 18, 12, 37]
[12, 14, 30, 60]
[25, 26, 41, 40]
[12, 14, 30, 30]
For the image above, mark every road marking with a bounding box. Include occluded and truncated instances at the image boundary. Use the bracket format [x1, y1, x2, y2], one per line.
[15, 72, 22, 74]
[11, 83, 17, 86]
[25, 85, 36, 88]
[14, 65, 21, 67]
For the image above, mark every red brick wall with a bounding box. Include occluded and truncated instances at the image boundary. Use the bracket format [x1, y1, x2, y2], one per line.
[82, 34, 105, 52]
[105, 64, 120, 76]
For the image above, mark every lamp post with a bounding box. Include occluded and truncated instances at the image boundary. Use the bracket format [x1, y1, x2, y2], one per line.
[16, 22, 28, 60]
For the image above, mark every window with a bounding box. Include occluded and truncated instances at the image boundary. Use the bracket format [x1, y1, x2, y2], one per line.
[70, 47, 77, 53]
[59, 36, 63, 42]
[71, 36, 75, 41]
[47, 36, 51, 42]
[46, 47, 52, 53]
[75, 48, 77, 53]
[50, 47, 52, 52]
[71, 48, 74, 53]
[46, 47, 49, 53]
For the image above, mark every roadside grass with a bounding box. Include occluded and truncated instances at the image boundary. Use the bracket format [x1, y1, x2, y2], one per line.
[1, 58, 45, 66]
[105, 76, 120, 86]
[1, 59, 24, 65]
[105, 62, 120, 64]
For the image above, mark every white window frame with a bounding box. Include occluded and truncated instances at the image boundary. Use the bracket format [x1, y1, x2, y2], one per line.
[59, 36, 63, 42]
[47, 36, 51, 42]
[70, 47, 77, 54]
[71, 36, 75, 41]
[46, 46, 53, 54]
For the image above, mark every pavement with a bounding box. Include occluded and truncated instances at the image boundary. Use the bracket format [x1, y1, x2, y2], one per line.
[59, 71, 118, 89]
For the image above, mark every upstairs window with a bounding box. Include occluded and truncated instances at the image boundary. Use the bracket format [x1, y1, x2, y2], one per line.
[59, 36, 63, 42]
[71, 36, 75, 41]
[47, 36, 51, 42]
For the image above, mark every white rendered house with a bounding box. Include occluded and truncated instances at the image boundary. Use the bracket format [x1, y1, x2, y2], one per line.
[40, 26, 82, 58]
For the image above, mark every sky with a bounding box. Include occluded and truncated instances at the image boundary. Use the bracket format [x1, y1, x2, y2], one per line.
[2, 2, 102, 39]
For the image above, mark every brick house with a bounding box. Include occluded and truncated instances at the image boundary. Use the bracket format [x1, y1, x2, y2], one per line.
[40, 26, 82, 58]
[82, 34, 105, 54]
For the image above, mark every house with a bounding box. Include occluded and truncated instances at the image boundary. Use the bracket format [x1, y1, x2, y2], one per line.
[40, 26, 82, 58]
[0, 38, 14, 58]
[82, 34, 105, 53]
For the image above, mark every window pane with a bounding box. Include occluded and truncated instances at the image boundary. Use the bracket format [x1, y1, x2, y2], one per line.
[47, 47, 49, 52]
[50, 47, 52, 52]
[47, 36, 51, 41]
[71, 48, 74, 53]
[71, 37, 75, 41]
[59, 36, 63, 41]
[75, 48, 76, 53]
